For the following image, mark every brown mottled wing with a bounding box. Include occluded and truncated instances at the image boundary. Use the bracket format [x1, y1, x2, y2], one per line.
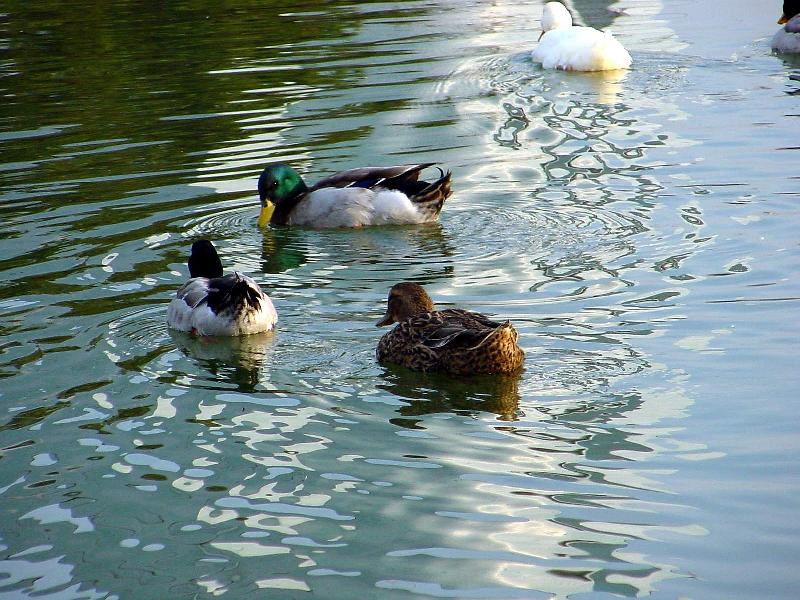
[377, 317, 441, 372]
[415, 309, 501, 350]
[308, 164, 434, 191]
[378, 309, 523, 375]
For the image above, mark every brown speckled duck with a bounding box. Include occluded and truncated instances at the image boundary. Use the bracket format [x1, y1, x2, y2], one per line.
[376, 282, 524, 375]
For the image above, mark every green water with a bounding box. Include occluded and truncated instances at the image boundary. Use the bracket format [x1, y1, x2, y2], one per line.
[1, 0, 798, 598]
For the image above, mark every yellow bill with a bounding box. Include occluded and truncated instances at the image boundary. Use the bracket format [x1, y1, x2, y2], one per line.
[778, 15, 788, 24]
[257, 201, 275, 227]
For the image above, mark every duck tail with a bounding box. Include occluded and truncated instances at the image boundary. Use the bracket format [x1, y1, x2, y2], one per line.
[226, 274, 262, 310]
[409, 168, 452, 221]
[469, 321, 524, 373]
[465, 321, 512, 350]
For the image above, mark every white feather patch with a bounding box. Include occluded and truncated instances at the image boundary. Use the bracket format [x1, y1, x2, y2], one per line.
[370, 190, 424, 224]
[288, 188, 424, 228]
[167, 276, 277, 336]
[532, 26, 631, 72]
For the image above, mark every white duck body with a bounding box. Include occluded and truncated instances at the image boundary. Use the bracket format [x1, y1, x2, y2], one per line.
[532, 2, 631, 71]
[167, 274, 277, 336]
[166, 240, 277, 336]
[771, 15, 800, 53]
[286, 188, 428, 228]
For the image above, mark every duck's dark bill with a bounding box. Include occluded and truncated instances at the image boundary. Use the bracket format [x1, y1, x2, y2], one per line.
[376, 314, 393, 327]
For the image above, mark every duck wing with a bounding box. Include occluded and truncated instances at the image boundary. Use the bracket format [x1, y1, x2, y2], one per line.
[418, 309, 503, 349]
[303, 163, 451, 224]
[175, 278, 211, 308]
[309, 164, 435, 191]
[176, 274, 263, 310]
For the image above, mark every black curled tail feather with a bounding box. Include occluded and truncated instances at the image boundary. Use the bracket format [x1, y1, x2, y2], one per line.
[384, 163, 435, 186]
[409, 170, 452, 220]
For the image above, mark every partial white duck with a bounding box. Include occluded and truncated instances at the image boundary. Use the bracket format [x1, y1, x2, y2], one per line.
[167, 240, 277, 336]
[256, 163, 452, 228]
[772, 1, 800, 53]
[531, 2, 631, 71]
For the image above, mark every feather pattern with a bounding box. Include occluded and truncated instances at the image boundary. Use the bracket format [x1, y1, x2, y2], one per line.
[309, 164, 434, 191]
[378, 309, 524, 375]
[259, 163, 452, 228]
[376, 283, 524, 375]
[167, 241, 277, 336]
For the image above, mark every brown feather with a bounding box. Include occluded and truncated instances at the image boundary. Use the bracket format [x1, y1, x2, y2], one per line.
[376, 284, 524, 375]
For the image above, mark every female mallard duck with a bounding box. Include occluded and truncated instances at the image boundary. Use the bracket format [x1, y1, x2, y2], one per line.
[772, 1, 800, 53]
[376, 282, 524, 375]
[167, 240, 277, 336]
[531, 2, 631, 71]
[257, 163, 452, 228]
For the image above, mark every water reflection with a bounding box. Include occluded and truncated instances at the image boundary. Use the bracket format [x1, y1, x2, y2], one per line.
[379, 366, 522, 423]
[169, 330, 277, 391]
[479, 381, 698, 597]
[258, 228, 309, 274]
[361, 370, 699, 597]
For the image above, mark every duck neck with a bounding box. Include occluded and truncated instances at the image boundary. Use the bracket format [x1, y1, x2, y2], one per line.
[271, 184, 307, 225]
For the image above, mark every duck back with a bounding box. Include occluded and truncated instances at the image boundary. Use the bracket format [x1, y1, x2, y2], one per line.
[377, 309, 524, 375]
[168, 273, 277, 336]
[533, 26, 631, 71]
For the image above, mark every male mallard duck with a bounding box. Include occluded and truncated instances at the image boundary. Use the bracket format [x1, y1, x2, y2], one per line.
[772, 1, 800, 53]
[257, 163, 452, 228]
[376, 282, 524, 375]
[167, 240, 277, 336]
[531, 2, 631, 71]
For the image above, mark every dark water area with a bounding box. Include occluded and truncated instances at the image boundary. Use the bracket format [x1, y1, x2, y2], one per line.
[1, 0, 798, 598]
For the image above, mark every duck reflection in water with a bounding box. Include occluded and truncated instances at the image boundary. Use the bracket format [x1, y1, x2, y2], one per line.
[379, 366, 522, 424]
[169, 329, 276, 391]
[258, 226, 308, 275]
[259, 214, 457, 282]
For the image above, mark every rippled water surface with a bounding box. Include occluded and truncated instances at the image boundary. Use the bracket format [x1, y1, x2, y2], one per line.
[1, 0, 798, 598]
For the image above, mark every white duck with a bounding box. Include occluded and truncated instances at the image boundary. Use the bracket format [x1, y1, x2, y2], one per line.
[772, 1, 800, 53]
[167, 240, 277, 336]
[257, 163, 452, 228]
[531, 2, 632, 72]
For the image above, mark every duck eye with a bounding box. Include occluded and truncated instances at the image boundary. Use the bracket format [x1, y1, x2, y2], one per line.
[271, 180, 279, 189]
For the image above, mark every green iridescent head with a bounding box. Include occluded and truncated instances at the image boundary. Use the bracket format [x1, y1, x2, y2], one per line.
[257, 164, 308, 226]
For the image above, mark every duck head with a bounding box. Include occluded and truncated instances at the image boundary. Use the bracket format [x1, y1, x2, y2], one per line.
[257, 164, 309, 226]
[188, 240, 223, 278]
[377, 282, 435, 326]
[540, 2, 572, 39]
[779, 0, 800, 24]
